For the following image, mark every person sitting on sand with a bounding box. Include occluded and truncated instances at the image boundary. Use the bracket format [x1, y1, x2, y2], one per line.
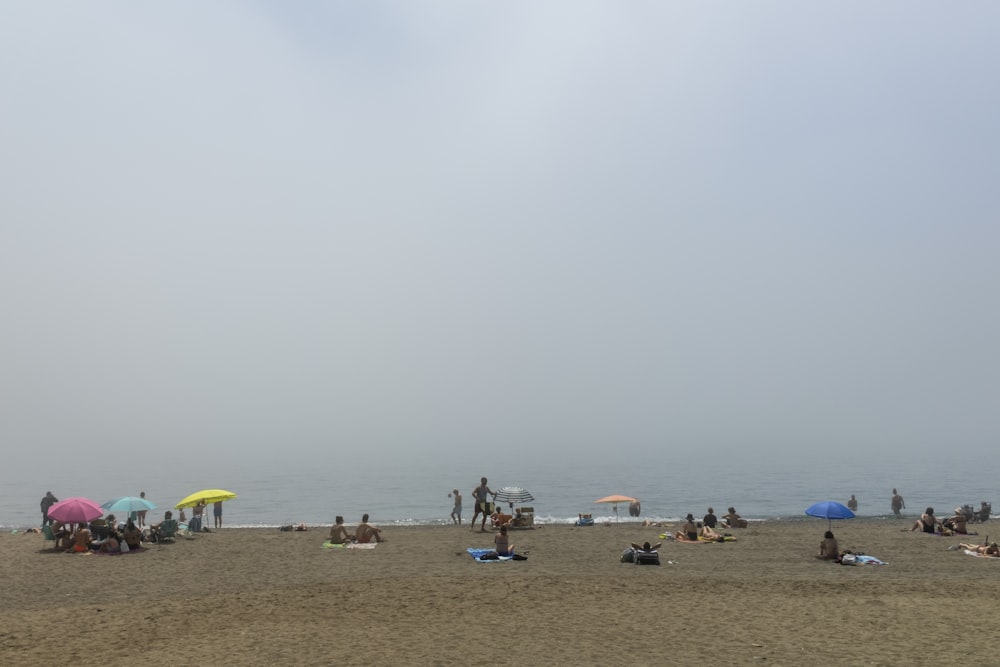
[911, 507, 941, 533]
[675, 514, 698, 541]
[149, 511, 173, 541]
[703, 507, 718, 529]
[52, 521, 73, 550]
[819, 530, 840, 559]
[122, 518, 142, 550]
[959, 542, 1000, 556]
[698, 521, 722, 541]
[494, 525, 515, 556]
[69, 523, 93, 552]
[355, 514, 384, 543]
[630, 541, 662, 552]
[98, 532, 121, 553]
[942, 509, 968, 535]
[329, 516, 354, 544]
[722, 507, 747, 529]
[491, 508, 513, 528]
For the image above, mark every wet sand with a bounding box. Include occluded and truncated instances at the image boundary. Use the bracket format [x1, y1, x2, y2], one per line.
[2, 518, 997, 666]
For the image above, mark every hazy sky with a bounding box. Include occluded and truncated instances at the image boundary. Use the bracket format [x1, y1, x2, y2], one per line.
[2, 2, 998, 473]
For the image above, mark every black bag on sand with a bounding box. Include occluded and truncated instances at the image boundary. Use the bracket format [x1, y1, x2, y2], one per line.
[620, 548, 636, 563]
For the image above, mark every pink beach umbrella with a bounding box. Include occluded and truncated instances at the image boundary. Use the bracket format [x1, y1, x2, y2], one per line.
[47, 497, 103, 525]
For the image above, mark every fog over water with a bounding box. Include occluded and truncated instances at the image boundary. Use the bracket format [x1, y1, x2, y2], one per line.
[2, 3, 998, 523]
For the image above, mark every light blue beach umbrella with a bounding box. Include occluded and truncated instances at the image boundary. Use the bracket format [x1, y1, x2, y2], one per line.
[101, 496, 157, 515]
[805, 500, 855, 530]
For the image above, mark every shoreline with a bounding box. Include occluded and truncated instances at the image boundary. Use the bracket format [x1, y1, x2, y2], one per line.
[6, 512, 983, 532]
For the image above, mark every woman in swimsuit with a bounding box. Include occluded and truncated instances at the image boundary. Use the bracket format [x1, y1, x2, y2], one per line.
[911, 507, 941, 533]
[698, 522, 722, 541]
[675, 514, 698, 541]
[494, 525, 514, 556]
[959, 542, 999, 556]
[819, 530, 839, 559]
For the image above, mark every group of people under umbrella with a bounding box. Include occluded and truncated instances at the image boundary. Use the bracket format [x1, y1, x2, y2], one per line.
[40, 489, 236, 553]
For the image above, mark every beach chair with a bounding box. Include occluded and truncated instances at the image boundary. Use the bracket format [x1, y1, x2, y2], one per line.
[157, 519, 179, 542]
[622, 543, 661, 565]
[42, 524, 57, 549]
[634, 549, 661, 565]
[976, 503, 992, 523]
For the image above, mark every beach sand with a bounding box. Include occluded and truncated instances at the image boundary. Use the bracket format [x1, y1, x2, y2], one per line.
[2, 518, 997, 666]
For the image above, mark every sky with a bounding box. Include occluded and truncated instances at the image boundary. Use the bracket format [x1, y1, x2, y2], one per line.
[2, 2, 999, 476]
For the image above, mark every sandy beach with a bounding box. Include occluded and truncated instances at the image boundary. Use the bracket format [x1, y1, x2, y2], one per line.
[2, 518, 998, 666]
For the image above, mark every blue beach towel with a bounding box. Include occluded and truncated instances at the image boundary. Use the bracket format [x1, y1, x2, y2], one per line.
[467, 547, 513, 562]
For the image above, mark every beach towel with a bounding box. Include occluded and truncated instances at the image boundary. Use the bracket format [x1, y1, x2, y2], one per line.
[964, 550, 999, 559]
[662, 534, 709, 544]
[467, 547, 513, 562]
[321, 541, 377, 550]
[840, 554, 887, 565]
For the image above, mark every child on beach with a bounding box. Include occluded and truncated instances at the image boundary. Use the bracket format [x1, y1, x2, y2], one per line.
[449, 489, 462, 525]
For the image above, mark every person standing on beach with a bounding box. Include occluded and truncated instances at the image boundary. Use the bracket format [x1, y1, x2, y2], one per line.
[629, 500, 641, 518]
[470, 477, 496, 532]
[891, 489, 905, 517]
[214, 501, 223, 528]
[40, 491, 58, 526]
[449, 489, 462, 525]
[847, 495, 858, 512]
[191, 500, 206, 532]
[135, 491, 148, 529]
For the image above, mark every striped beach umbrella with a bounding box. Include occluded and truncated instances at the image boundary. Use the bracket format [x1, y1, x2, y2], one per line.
[494, 486, 534, 509]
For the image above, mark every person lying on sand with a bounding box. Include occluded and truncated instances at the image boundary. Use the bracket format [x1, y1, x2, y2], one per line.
[630, 541, 662, 552]
[698, 522, 722, 541]
[959, 542, 999, 556]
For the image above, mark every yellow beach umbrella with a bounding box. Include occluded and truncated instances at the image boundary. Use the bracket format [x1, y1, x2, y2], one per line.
[175, 489, 237, 509]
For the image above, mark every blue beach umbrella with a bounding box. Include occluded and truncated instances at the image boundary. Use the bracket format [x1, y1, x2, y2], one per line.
[805, 500, 855, 530]
[101, 496, 157, 515]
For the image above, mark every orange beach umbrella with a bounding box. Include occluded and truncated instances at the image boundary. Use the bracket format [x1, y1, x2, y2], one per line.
[595, 495, 638, 522]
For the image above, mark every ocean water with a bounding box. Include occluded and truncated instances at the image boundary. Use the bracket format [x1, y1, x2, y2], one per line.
[3, 448, 997, 530]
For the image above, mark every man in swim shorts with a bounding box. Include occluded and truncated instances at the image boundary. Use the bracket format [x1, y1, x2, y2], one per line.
[470, 477, 496, 532]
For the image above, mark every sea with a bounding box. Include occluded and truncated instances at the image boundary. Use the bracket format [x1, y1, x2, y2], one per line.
[2, 449, 996, 530]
